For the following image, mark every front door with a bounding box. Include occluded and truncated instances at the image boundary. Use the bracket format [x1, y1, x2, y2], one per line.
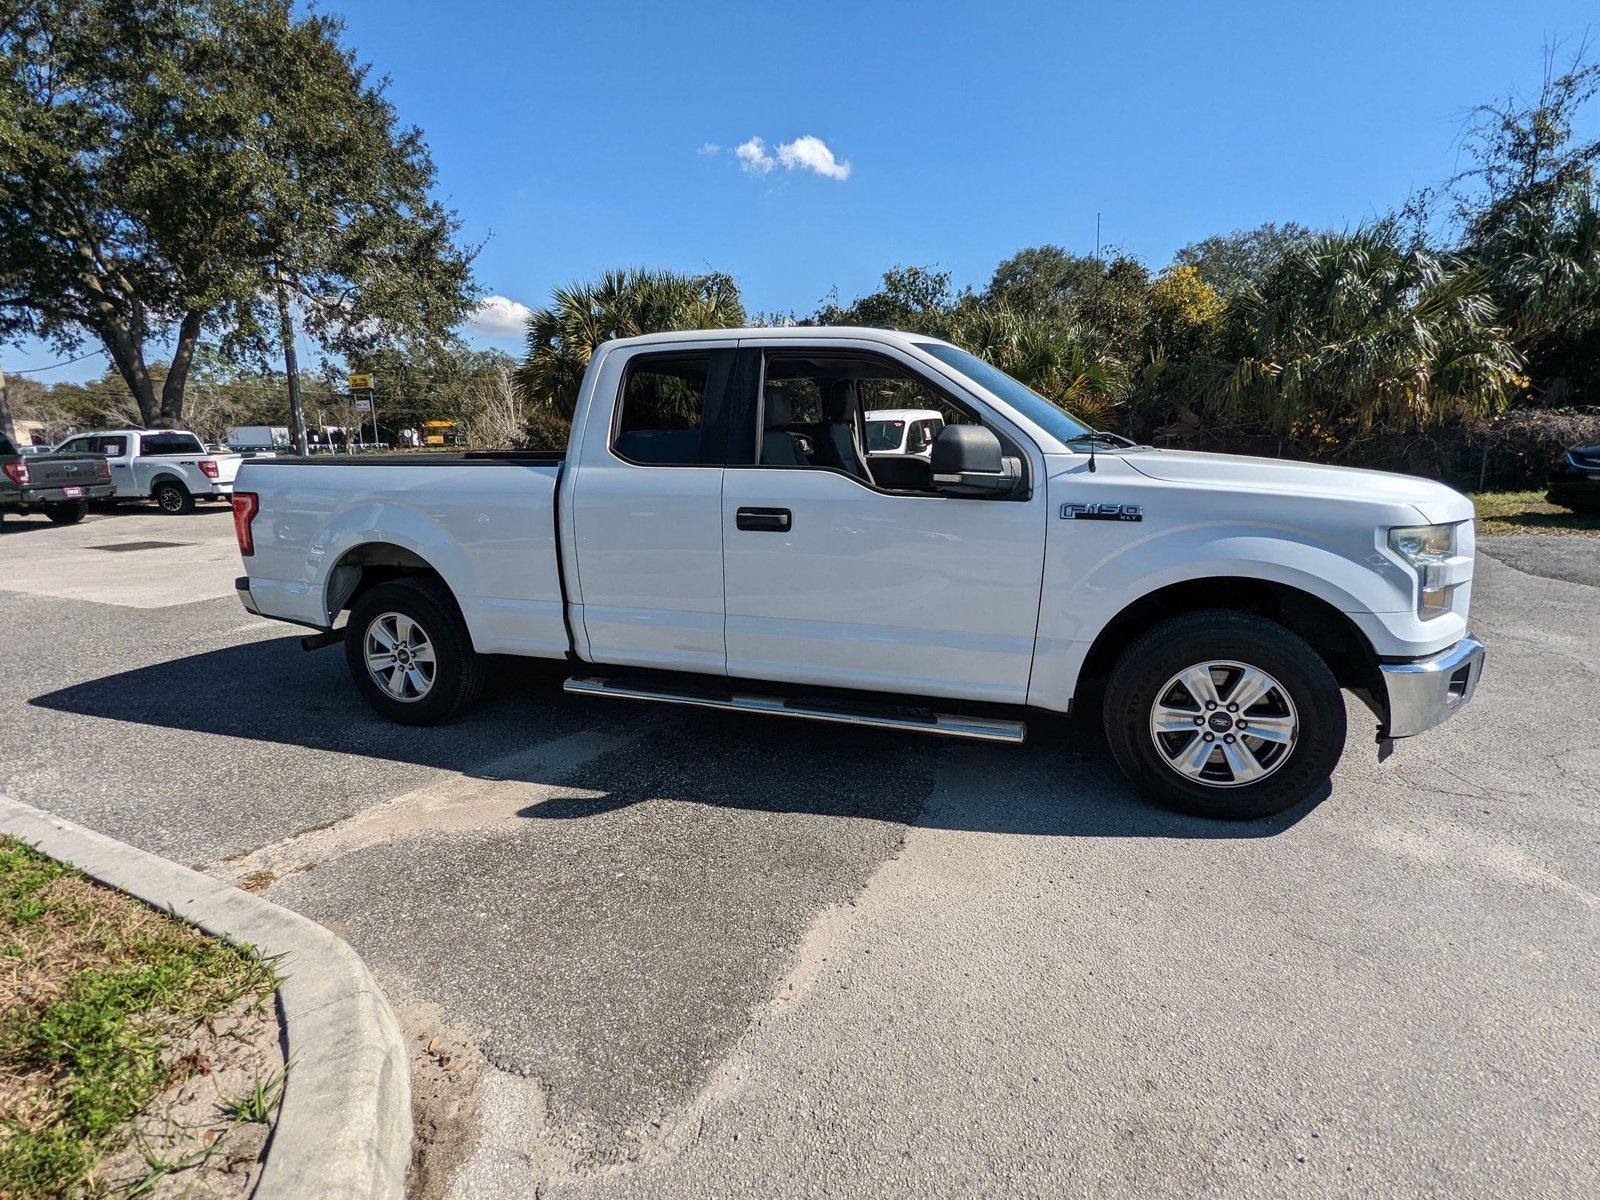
[720, 346, 1047, 705]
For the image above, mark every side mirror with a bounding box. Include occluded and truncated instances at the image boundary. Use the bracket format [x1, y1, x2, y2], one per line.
[930, 425, 1020, 496]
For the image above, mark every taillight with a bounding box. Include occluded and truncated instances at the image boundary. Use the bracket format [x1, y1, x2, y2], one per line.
[99, 457, 112, 479]
[231, 491, 259, 555]
[2, 461, 28, 486]
[200, 458, 220, 479]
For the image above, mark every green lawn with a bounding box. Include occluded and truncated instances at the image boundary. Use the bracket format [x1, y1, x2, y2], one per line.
[0, 837, 277, 1198]
[1469, 491, 1600, 536]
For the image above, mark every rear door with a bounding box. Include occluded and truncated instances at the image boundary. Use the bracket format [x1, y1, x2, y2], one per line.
[719, 342, 1048, 705]
[568, 344, 737, 673]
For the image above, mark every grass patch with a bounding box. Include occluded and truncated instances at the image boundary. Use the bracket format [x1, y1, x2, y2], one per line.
[1469, 491, 1600, 536]
[0, 836, 277, 1199]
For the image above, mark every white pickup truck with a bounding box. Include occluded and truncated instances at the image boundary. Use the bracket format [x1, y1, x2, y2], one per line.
[233, 327, 1484, 819]
[54, 429, 241, 513]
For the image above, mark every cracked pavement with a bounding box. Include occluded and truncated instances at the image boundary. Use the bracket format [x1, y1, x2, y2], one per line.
[2, 505, 1595, 1198]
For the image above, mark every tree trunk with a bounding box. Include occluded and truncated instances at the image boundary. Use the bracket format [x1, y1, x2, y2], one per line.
[0, 361, 15, 444]
[95, 318, 160, 427]
[274, 268, 309, 455]
[159, 309, 205, 426]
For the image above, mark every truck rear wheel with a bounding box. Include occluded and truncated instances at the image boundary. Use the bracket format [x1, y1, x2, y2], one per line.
[152, 480, 194, 514]
[46, 500, 89, 525]
[1102, 610, 1346, 820]
[344, 578, 484, 725]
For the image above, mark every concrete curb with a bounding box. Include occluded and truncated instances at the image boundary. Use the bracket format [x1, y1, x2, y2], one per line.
[0, 797, 411, 1200]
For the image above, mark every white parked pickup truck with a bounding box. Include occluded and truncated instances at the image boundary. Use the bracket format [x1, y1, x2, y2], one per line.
[54, 429, 242, 513]
[233, 327, 1484, 819]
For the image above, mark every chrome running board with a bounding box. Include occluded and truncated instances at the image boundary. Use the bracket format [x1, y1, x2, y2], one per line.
[563, 675, 1027, 744]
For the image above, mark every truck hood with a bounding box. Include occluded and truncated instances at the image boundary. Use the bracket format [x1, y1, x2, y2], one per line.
[1124, 449, 1474, 524]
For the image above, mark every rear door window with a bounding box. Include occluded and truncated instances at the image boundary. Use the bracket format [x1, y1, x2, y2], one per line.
[613, 352, 733, 466]
[140, 433, 204, 455]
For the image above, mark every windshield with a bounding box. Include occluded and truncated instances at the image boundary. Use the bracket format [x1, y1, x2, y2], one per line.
[914, 342, 1093, 445]
[865, 420, 905, 452]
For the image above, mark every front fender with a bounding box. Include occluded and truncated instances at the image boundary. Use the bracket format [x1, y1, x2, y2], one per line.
[1028, 519, 1459, 711]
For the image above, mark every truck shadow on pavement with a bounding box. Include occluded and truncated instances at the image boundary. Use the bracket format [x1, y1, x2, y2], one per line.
[29, 633, 1324, 841]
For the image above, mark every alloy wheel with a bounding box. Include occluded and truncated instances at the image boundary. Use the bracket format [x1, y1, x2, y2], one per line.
[1148, 660, 1298, 787]
[363, 612, 437, 702]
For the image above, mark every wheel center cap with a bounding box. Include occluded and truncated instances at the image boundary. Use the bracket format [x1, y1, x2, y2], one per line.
[1207, 712, 1234, 733]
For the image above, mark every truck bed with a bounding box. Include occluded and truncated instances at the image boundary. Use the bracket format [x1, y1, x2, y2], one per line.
[236, 454, 569, 658]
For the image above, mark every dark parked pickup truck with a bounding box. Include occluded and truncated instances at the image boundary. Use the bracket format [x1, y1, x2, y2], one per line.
[0, 431, 114, 525]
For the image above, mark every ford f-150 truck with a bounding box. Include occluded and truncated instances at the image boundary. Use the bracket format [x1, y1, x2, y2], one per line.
[1, 431, 114, 524]
[53, 429, 241, 512]
[232, 327, 1484, 819]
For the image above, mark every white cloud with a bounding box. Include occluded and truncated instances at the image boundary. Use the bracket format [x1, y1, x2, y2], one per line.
[466, 294, 533, 337]
[776, 135, 852, 181]
[723, 134, 851, 181]
[735, 137, 775, 173]
[697, 142, 722, 156]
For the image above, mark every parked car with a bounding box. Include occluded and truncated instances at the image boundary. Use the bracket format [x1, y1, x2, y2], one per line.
[866, 408, 945, 458]
[1, 430, 114, 525]
[233, 327, 1484, 821]
[1545, 441, 1600, 513]
[53, 429, 241, 513]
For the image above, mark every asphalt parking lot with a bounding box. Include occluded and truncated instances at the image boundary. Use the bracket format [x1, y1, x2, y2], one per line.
[1, 504, 1596, 1199]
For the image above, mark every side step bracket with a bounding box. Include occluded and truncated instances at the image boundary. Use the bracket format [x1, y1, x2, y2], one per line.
[563, 675, 1026, 744]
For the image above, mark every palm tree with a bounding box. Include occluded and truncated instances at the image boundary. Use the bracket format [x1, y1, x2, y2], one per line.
[946, 303, 1129, 429]
[1207, 230, 1523, 441]
[516, 269, 745, 420]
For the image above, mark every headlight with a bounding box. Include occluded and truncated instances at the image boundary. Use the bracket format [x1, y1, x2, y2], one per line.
[1388, 523, 1458, 619]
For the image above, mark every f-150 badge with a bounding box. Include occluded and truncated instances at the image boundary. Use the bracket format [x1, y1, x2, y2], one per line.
[1060, 502, 1143, 522]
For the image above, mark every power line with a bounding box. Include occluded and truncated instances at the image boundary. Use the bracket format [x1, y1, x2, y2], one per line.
[12, 349, 108, 374]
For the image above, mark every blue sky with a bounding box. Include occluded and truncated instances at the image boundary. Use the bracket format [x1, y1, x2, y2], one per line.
[7, 0, 1598, 382]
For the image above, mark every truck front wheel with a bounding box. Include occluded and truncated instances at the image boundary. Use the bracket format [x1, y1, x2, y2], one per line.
[344, 578, 485, 725]
[1102, 610, 1346, 820]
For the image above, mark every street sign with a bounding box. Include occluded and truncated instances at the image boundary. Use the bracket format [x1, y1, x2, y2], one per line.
[347, 372, 374, 391]
[354, 396, 373, 412]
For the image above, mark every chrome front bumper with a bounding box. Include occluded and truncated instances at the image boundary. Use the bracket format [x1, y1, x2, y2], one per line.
[1380, 634, 1485, 738]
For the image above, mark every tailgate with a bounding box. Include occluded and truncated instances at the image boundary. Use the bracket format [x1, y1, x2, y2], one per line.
[22, 455, 106, 489]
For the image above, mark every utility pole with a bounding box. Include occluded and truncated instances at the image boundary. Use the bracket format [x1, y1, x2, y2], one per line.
[0, 358, 14, 444]
[274, 264, 310, 456]
[1095, 212, 1102, 260]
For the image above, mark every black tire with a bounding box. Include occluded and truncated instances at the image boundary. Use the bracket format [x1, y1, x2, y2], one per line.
[1102, 610, 1346, 820]
[343, 577, 484, 725]
[46, 500, 89, 525]
[152, 480, 194, 514]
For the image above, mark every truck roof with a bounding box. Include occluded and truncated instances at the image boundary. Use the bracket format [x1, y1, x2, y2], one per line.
[599, 326, 957, 352]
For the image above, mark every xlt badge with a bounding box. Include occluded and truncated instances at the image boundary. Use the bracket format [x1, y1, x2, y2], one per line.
[1060, 502, 1143, 522]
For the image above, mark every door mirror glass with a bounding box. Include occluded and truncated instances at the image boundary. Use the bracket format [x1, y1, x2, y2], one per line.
[930, 425, 1020, 496]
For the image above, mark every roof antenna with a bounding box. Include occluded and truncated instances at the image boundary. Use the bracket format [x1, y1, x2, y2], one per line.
[1088, 439, 1097, 473]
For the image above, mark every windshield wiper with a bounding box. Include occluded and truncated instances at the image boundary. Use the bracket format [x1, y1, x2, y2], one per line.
[1067, 430, 1137, 447]
[1067, 430, 1143, 473]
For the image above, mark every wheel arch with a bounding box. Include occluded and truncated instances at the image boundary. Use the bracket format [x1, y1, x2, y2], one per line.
[325, 541, 465, 633]
[1074, 576, 1383, 712]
